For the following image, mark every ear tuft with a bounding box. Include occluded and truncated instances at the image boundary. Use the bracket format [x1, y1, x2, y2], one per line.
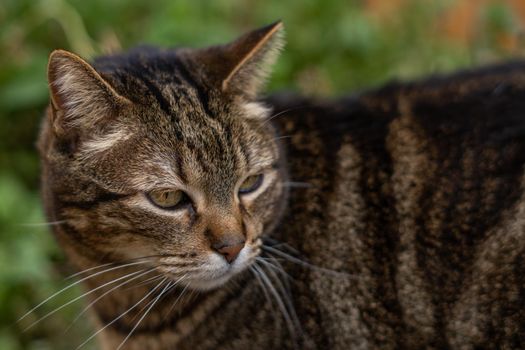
[199, 21, 285, 99]
[47, 50, 129, 134]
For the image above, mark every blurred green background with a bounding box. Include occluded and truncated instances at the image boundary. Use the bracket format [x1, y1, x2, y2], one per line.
[1, 0, 524, 348]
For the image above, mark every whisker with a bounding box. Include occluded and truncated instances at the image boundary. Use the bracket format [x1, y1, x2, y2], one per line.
[122, 273, 165, 292]
[252, 264, 299, 343]
[185, 288, 199, 305]
[282, 181, 312, 189]
[116, 280, 173, 350]
[18, 260, 150, 322]
[18, 220, 68, 227]
[131, 274, 186, 324]
[65, 268, 157, 333]
[164, 275, 190, 318]
[257, 262, 302, 338]
[273, 135, 294, 142]
[66, 255, 168, 280]
[249, 106, 308, 150]
[266, 255, 294, 291]
[127, 277, 171, 326]
[156, 263, 203, 271]
[251, 265, 288, 341]
[256, 257, 293, 296]
[76, 277, 168, 350]
[263, 245, 357, 279]
[130, 277, 178, 325]
[262, 238, 301, 255]
[261, 106, 307, 127]
[23, 268, 150, 331]
[250, 266, 276, 312]
[256, 257, 292, 281]
[65, 263, 116, 281]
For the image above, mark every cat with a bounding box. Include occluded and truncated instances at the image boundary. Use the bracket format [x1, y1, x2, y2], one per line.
[35, 20, 525, 349]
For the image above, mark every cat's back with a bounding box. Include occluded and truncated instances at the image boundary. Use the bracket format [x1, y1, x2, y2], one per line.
[270, 61, 525, 349]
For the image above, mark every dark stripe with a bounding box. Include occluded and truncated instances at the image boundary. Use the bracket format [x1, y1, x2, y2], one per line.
[60, 223, 113, 262]
[135, 73, 173, 116]
[62, 191, 130, 210]
[167, 86, 187, 141]
[175, 152, 187, 183]
[97, 289, 207, 336]
[172, 56, 215, 118]
[125, 65, 185, 143]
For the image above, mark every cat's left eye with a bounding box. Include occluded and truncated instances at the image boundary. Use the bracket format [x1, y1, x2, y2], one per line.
[147, 189, 189, 210]
[239, 174, 264, 194]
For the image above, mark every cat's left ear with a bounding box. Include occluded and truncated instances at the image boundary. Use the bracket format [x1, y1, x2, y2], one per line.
[47, 50, 131, 135]
[199, 21, 285, 99]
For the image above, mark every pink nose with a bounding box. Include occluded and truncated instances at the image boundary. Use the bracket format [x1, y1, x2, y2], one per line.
[213, 241, 245, 263]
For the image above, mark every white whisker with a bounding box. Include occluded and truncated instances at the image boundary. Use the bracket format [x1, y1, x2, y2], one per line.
[263, 238, 301, 255]
[258, 261, 300, 332]
[256, 257, 293, 297]
[65, 263, 115, 280]
[24, 268, 150, 331]
[266, 255, 293, 292]
[66, 256, 160, 280]
[131, 274, 186, 324]
[263, 245, 357, 279]
[273, 135, 293, 142]
[260, 106, 308, 128]
[164, 275, 190, 318]
[250, 266, 277, 313]
[76, 277, 168, 349]
[122, 273, 165, 291]
[256, 257, 292, 281]
[250, 265, 280, 339]
[18, 220, 68, 227]
[282, 181, 312, 188]
[116, 280, 173, 350]
[65, 268, 157, 333]
[18, 260, 150, 323]
[252, 263, 299, 343]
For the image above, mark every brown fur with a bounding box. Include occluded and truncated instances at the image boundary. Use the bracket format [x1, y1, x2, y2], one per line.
[38, 22, 525, 349]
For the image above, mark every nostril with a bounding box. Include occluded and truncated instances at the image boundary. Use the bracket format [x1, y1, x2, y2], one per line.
[214, 241, 245, 263]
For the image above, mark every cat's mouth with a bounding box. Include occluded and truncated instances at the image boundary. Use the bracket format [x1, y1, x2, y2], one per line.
[161, 244, 260, 291]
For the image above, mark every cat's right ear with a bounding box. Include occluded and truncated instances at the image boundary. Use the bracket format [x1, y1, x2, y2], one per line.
[47, 50, 130, 135]
[197, 21, 285, 99]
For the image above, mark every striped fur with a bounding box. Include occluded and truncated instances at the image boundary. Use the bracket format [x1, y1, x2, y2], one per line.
[38, 23, 525, 349]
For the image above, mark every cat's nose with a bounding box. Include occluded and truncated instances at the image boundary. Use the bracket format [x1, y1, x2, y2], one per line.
[213, 240, 245, 263]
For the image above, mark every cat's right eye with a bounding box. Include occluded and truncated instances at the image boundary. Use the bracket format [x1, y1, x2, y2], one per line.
[239, 174, 264, 195]
[147, 189, 189, 210]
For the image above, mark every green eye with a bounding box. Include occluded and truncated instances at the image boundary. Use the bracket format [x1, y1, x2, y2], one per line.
[239, 174, 264, 194]
[147, 189, 187, 209]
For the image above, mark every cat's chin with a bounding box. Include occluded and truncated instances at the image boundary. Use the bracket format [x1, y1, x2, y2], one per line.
[177, 247, 255, 291]
[181, 266, 249, 291]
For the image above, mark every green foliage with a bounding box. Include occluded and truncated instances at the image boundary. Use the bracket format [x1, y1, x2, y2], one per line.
[0, 0, 522, 348]
[0, 173, 96, 350]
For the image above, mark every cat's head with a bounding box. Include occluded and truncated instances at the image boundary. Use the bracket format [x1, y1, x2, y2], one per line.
[40, 22, 287, 290]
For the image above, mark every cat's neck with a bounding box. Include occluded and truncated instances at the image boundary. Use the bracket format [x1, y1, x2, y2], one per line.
[76, 261, 239, 349]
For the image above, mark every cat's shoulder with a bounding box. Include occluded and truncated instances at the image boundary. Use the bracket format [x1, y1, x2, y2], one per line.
[365, 60, 525, 105]
[268, 60, 525, 115]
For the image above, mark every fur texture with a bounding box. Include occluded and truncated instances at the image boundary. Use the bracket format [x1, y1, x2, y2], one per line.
[38, 22, 525, 349]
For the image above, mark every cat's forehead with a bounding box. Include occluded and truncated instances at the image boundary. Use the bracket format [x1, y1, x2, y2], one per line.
[136, 108, 275, 187]
[115, 113, 277, 202]
[98, 90, 272, 195]
[80, 46, 279, 195]
[94, 49, 205, 106]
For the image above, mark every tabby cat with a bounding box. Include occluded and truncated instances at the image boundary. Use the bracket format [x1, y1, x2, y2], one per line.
[35, 21, 525, 349]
